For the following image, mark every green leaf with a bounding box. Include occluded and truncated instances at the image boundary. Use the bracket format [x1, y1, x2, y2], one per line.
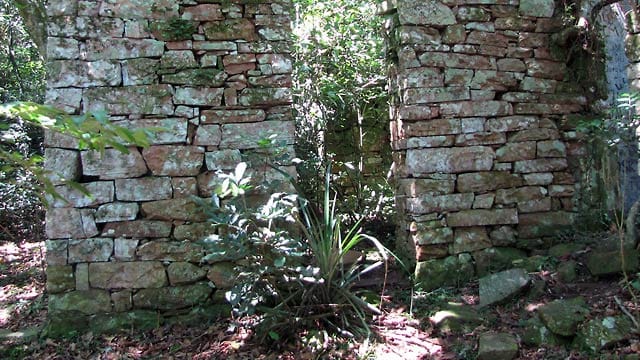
[274, 257, 286, 267]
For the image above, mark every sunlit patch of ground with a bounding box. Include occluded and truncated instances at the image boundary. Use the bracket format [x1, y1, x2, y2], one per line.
[0, 240, 47, 331]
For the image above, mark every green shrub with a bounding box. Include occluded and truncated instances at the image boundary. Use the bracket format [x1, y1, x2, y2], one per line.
[199, 162, 389, 342]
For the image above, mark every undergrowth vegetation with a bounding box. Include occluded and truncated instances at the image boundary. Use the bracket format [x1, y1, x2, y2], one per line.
[199, 160, 390, 343]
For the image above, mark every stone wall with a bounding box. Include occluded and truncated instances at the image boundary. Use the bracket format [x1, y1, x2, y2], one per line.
[43, 0, 294, 333]
[381, 0, 590, 288]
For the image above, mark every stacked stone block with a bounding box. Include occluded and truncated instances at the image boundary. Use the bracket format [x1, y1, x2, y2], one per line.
[382, 0, 586, 288]
[44, 0, 294, 327]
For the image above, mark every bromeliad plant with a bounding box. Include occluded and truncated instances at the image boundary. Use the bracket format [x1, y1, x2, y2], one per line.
[200, 161, 389, 342]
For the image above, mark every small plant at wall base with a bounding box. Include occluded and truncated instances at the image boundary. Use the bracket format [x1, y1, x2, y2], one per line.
[199, 162, 389, 343]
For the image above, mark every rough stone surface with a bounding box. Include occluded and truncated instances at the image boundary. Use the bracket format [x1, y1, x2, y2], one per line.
[68, 238, 113, 263]
[479, 268, 530, 307]
[136, 241, 204, 262]
[167, 262, 207, 285]
[47, 265, 75, 293]
[586, 249, 639, 276]
[133, 283, 212, 310]
[538, 297, 590, 337]
[81, 149, 148, 180]
[49, 290, 112, 314]
[89, 261, 167, 289]
[573, 316, 633, 354]
[477, 332, 519, 360]
[415, 254, 475, 291]
[207, 262, 237, 289]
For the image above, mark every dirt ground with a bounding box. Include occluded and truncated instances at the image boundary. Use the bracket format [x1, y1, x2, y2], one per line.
[1, 240, 639, 359]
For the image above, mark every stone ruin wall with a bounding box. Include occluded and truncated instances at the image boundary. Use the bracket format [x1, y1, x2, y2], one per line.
[381, 0, 592, 288]
[43, 0, 295, 331]
[43, 0, 638, 329]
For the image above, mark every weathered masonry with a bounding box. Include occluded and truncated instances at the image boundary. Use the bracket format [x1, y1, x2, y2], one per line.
[44, 0, 638, 331]
[381, 0, 634, 289]
[44, 0, 295, 333]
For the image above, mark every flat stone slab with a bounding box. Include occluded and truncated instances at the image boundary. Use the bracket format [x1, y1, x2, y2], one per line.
[477, 332, 519, 360]
[0, 327, 41, 343]
[538, 297, 589, 337]
[479, 268, 530, 307]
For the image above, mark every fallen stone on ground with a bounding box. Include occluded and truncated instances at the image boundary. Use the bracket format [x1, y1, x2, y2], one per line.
[477, 332, 518, 360]
[521, 316, 567, 347]
[586, 249, 639, 276]
[537, 297, 589, 337]
[573, 316, 633, 353]
[429, 302, 483, 334]
[479, 268, 530, 307]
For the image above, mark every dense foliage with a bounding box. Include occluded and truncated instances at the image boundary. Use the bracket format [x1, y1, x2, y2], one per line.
[199, 161, 388, 343]
[292, 0, 394, 232]
[0, 0, 46, 242]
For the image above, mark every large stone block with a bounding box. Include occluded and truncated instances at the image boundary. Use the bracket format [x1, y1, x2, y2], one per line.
[136, 241, 204, 262]
[50, 181, 114, 208]
[45, 148, 81, 185]
[402, 118, 461, 136]
[447, 209, 519, 227]
[201, 109, 266, 124]
[117, 118, 188, 145]
[48, 60, 122, 88]
[519, 0, 555, 17]
[495, 142, 536, 162]
[46, 208, 98, 239]
[440, 101, 512, 117]
[45, 88, 82, 113]
[98, 0, 179, 19]
[485, 116, 538, 132]
[398, 178, 455, 196]
[174, 223, 217, 242]
[419, 52, 496, 70]
[163, 69, 228, 87]
[83, 85, 173, 115]
[84, 39, 164, 60]
[81, 148, 148, 180]
[220, 121, 295, 149]
[47, 265, 75, 293]
[398, 0, 456, 25]
[46, 240, 68, 265]
[142, 145, 204, 176]
[174, 87, 224, 106]
[101, 220, 172, 238]
[89, 261, 167, 289]
[406, 146, 495, 174]
[405, 193, 474, 214]
[95, 203, 139, 223]
[115, 177, 172, 201]
[122, 58, 160, 85]
[238, 88, 292, 106]
[207, 262, 237, 289]
[203, 19, 257, 41]
[415, 254, 475, 291]
[194, 125, 222, 146]
[133, 283, 212, 310]
[49, 290, 112, 314]
[141, 198, 208, 222]
[495, 186, 547, 205]
[68, 238, 114, 263]
[514, 158, 568, 173]
[457, 172, 523, 193]
[403, 87, 469, 104]
[167, 262, 208, 285]
[451, 227, 492, 254]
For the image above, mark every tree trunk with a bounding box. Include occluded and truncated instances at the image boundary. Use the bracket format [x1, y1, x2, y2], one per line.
[14, 0, 47, 59]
